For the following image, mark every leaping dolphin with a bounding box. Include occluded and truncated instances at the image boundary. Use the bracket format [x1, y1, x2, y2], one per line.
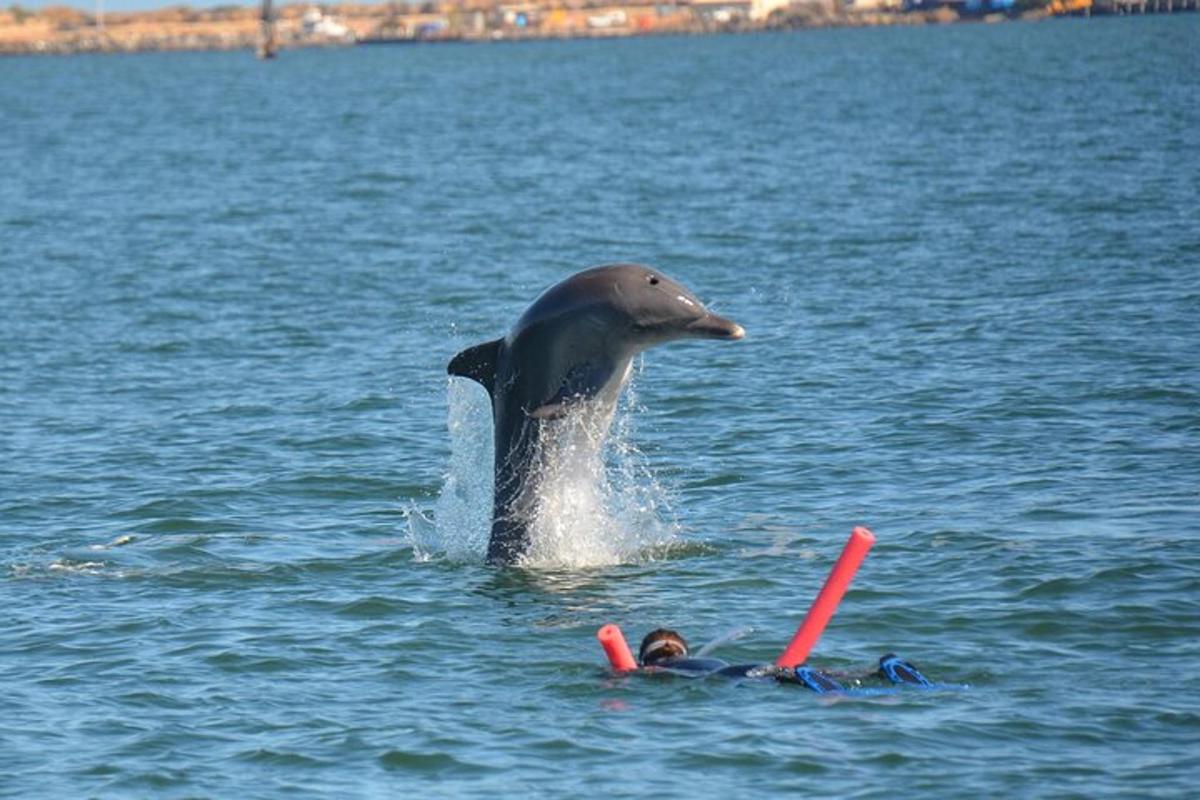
[448, 263, 745, 565]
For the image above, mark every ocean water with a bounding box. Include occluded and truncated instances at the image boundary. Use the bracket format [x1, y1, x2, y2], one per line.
[2, 16, 1199, 797]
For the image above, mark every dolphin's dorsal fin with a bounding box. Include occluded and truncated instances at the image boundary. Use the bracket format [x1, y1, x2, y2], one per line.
[448, 338, 503, 396]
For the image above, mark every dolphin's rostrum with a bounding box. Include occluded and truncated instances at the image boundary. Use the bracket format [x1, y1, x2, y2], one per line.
[448, 263, 744, 565]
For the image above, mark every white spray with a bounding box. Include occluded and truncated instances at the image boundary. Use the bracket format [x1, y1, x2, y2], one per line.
[418, 373, 680, 567]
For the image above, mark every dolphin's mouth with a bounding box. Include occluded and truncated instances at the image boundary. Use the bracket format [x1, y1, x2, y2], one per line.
[687, 313, 745, 340]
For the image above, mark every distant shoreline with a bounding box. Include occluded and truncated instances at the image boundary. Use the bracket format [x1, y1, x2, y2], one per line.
[1, 1, 1194, 57]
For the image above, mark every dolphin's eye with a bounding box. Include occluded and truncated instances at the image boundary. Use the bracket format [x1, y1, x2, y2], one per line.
[647, 275, 660, 286]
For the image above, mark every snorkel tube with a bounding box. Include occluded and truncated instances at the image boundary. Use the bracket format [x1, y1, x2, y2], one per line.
[776, 526, 876, 669]
[597, 623, 638, 672]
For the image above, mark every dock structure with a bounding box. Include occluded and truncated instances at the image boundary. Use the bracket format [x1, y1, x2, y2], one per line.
[1099, 0, 1199, 10]
[257, 0, 276, 59]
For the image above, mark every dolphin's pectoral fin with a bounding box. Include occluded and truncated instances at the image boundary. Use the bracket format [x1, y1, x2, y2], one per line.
[529, 361, 612, 419]
[448, 338, 503, 396]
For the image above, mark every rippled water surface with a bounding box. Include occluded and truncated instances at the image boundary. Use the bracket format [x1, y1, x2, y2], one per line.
[3, 16, 1199, 797]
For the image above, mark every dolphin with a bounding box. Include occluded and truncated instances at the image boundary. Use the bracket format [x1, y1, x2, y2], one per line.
[447, 263, 744, 565]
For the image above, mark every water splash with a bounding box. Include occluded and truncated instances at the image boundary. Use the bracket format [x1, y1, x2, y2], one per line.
[418, 376, 679, 567]
[418, 379, 493, 563]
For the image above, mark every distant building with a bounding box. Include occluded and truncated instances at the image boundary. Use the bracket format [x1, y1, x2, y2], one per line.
[301, 6, 353, 39]
[689, 0, 751, 22]
[587, 9, 628, 27]
[846, 0, 904, 10]
[751, 0, 794, 18]
[497, 3, 541, 29]
[903, 0, 1014, 10]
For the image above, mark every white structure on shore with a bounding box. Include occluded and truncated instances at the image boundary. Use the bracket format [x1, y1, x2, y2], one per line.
[302, 7, 353, 39]
[689, 0, 794, 21]
[750, 0, 794, 17]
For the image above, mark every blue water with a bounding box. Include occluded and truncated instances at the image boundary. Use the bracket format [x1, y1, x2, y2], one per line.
[3, 16, 1199, 797]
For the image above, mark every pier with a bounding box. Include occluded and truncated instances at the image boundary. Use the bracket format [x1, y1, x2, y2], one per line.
[1098, 0, 1199, 11]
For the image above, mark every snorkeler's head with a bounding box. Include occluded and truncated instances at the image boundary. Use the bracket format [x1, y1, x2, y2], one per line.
[639, 629, 688, 666]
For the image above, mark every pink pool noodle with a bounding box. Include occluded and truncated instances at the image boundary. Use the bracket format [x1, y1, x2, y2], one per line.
[775, 526, 876, 668]
[597, 623, 638, 672]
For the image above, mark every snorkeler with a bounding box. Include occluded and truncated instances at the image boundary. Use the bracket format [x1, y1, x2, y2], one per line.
[636, 628, 933, 693]
[597, 529, 940, 693]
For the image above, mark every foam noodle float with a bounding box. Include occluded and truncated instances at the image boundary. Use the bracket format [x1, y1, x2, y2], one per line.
[775, 526, 876, 668]
[597, 623, 638, 672]
[597, 527, 876, 672]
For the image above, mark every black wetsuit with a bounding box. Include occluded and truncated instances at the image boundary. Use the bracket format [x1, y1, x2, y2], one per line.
[649, 657, 758, 677]
[646, 657, 808, 684]
[644, 654, 931, 692]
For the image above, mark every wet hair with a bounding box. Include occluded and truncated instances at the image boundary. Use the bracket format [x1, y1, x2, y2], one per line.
[639, 628, 688, 665]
